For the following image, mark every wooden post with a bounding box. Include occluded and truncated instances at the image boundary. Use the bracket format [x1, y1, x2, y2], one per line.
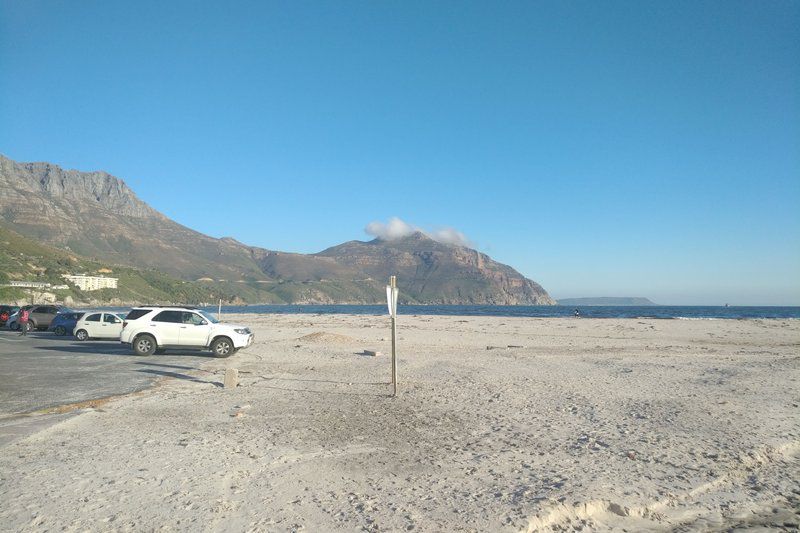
[224, 368, 239, 388]
[390, 275, 397, 397]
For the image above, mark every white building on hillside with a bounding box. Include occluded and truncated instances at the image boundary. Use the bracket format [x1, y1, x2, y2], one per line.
[62, 274, 118, 291]
[7, 280, 51, 289]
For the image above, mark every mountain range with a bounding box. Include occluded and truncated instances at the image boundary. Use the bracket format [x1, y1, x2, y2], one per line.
[0, 154, 554, 305]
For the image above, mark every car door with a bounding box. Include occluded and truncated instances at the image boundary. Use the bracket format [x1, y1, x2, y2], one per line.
[41, 306, 58, 327]
[29, 306, 47, 328]
[82, 313, 103, 336]
[178, 311, 212, 347]
[150, 310, 183, 345]
[99, 313, 124, 338]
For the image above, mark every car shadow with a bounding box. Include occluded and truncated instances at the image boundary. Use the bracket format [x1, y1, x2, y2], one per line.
[136, 368, 222, 387]
[35, 344, 131, 356]
[24, 333, 80, 341]
[134, 361, 201, 371]
[1, 329, 77, 338]
[34, 343, 218, 358]
[151, 350, 218, 358]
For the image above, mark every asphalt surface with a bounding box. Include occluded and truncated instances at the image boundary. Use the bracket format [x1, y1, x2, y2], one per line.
[0, 329, 221, 416]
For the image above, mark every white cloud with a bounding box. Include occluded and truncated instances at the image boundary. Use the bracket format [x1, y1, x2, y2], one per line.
[365, 217, 418, 240]
[365, 217, 472, 247]
[429, 227, 471, 247]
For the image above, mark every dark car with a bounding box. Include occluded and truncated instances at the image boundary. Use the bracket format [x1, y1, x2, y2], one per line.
[9, 305, 70, 331]
[48, 311, 86, 336]
[0, 305, 20, 326]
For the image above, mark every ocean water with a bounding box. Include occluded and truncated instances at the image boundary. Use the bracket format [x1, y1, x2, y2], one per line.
[200, 304, 800, 320]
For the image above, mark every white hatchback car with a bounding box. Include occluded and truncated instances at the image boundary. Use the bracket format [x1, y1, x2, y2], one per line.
[74, 312, 126, 341]
[119, 306, 253, 357]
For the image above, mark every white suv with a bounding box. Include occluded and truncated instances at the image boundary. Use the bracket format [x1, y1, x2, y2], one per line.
[120, 306, 253, 357]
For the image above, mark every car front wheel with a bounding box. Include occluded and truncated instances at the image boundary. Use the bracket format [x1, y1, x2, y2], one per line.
[211, 337, 233, 358]
[133, 335, 157, 356]
[75, 329, 89, 341]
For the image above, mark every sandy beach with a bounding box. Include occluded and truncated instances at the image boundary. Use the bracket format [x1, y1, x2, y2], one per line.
[0, 314, 798, 532]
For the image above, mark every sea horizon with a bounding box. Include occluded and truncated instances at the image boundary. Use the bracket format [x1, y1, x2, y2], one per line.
[189, 304, 800, 320]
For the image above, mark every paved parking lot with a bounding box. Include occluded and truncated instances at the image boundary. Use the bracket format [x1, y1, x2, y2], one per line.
[0, 329, 220, 416]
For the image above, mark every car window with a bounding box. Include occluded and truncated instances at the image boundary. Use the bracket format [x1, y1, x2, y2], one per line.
[198, 310, 220, 324]
[182, 312, 206, 325]
[125, 309, 151, 320]
[86, 313, 102, 322]
[153, 310, 183, 323]
[103, 314, 120, 324]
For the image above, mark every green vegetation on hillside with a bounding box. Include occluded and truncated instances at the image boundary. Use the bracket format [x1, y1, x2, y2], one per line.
[0, 224, 390, 305]
[0, 224, 231, 304]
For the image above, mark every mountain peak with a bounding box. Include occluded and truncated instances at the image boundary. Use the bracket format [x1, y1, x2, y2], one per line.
[373, 231, 437, 245]
[403, 231, 432, 241]
[0, 155, 161, 219]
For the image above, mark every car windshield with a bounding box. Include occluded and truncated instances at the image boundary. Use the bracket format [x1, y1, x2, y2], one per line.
[198, 310, 219, 324]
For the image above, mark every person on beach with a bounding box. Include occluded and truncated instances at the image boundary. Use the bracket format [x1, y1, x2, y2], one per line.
[574, 308, 580, 318]
[18, 307, 30, 336]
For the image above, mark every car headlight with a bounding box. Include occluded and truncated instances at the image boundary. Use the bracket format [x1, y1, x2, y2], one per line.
[234, 328, 250, 335]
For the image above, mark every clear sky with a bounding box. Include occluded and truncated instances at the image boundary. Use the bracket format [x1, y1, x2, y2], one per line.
[1, 1, 798, 305]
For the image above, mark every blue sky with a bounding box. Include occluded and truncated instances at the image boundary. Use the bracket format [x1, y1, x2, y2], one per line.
[1, 1, 798, 305]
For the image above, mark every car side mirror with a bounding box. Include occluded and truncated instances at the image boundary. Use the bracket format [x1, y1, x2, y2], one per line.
[198, 320, 208, 326]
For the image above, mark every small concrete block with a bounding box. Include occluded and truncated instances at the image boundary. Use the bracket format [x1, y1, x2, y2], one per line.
[363, 350, 383, 357]
[224, 368, 239, 388]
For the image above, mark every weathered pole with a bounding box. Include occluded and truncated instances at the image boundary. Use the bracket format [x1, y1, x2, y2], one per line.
[390, 275, 397, 397]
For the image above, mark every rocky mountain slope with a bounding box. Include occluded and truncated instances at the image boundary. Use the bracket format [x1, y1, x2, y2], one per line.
[0, 155, 268, 281]
[0, 154, 554, 304]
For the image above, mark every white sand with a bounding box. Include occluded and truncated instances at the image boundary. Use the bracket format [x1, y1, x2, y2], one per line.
[0, 315, 798, 531]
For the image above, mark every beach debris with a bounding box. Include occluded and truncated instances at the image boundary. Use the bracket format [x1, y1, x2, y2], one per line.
[486, 345, 525, 350]
[224, 368, 239, 388]
[362, 350, 383, 357]
[230, 403, 250, 418]
[298, 331, 357, 344]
